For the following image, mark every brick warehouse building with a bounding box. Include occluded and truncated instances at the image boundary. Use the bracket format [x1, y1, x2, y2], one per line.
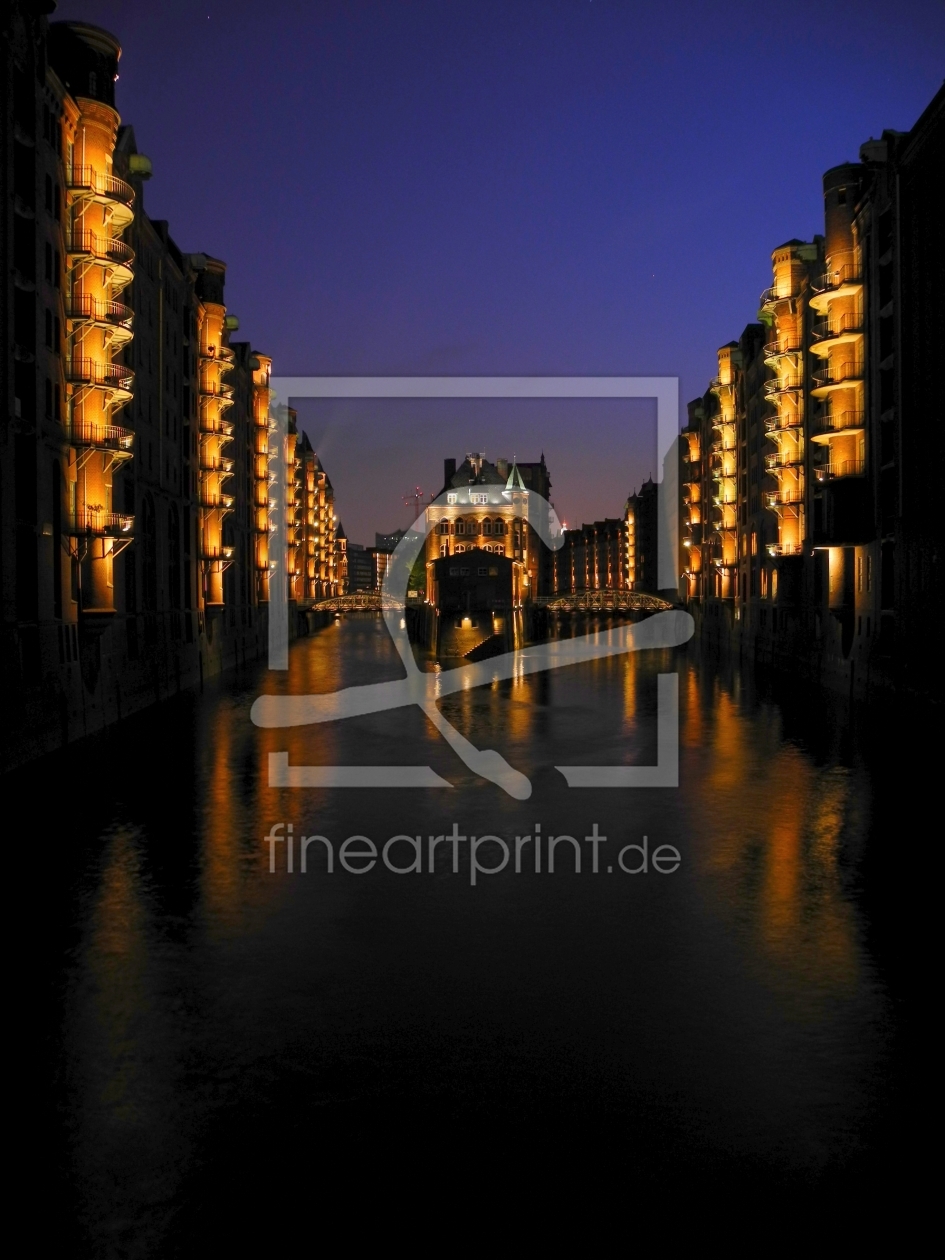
[1, 9, 344, 768]
[680, 84, 944, 701]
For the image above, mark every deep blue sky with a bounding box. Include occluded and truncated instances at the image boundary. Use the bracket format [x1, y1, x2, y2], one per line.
[54, 0, 944, 541]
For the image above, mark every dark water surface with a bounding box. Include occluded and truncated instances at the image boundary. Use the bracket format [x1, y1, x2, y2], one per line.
[34, 615, 917, 1251]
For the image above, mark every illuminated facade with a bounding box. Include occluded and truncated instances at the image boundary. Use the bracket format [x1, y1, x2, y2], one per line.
[553, 518, 626, 595]
[680, 86, 944, 697]
[624, 477, 658, 595]
[424, 454, 552, 605]
[1, 11, 344, 765]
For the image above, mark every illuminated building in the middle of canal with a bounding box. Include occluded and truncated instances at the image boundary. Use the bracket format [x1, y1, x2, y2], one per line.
[424, 453, 552, 604]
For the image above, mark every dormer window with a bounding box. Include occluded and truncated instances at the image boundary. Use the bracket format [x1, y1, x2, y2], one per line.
[470, 492, 488, 504]
[447, 493, 457, 505]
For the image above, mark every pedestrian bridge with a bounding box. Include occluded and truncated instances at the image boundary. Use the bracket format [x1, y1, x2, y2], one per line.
[309, 592, 417, 612]
[310, 590, 670, 613]
[535, 591, 671, 612]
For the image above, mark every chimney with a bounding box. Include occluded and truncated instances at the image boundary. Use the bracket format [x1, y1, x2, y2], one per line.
[444, 457, 456, 487]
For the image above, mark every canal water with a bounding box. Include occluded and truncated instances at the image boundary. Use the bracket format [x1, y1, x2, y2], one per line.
[35, 614, 916, 1250]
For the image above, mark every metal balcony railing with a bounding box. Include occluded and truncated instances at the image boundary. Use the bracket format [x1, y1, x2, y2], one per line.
[199, 494, 235, 510]
[65, 357, 134, 392]
[813, 262, 861, 293]
[767, 543, 804, 556]
[69, 509, 134, 537]
[763, 340, 802, 359]
[811, 313, 864, 341]
[66, 420, 134, 453]
[199, 457, 235, 473]
[813, 409, 865, 435]
[201, 418, 235, 438]
[767, 489, 805, 507]
[199, 381, 235, 399]
[64, 295, 133, 330]
[816, 460, 866, 481]
[65, 230, 134, 267]
[764, 375, 804, 396]
[765, 452, 803, 469]
[66, 165, 135, 207]
[765, 411, 802, 432]
[760, 282, 800, 306]
[812, 361, 863, 388]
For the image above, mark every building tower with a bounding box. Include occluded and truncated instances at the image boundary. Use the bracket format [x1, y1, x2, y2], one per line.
[760, 239, 818, 562]
[251, 353, 272, 603]
[193, 256, 235, 609]
[710, 343, 739, 598]
[52, 23, 136, 625]
[809, 167, 866, 495]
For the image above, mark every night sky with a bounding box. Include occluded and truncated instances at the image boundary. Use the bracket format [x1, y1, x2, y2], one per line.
[53, 0, 944, 542]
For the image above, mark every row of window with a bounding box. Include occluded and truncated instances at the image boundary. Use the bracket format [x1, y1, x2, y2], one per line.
[436, 519, 522, 536]
[439, 544, 517, 557]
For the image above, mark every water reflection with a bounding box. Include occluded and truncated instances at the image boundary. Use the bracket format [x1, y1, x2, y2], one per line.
[34, 613, 910, 1249]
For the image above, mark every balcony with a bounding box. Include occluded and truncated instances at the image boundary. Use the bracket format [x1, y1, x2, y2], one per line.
[199, 381, 235, 401]
[811, 409, 865, 440]
[68, 509, 134, 537]
[65, 229, 134, 273]
[67, 165, 134, 207]
[763, 339, 802, 364]
[66, 419, 134, 456]
[811, 313, 863, 343]
[760, 282, 799, 307]
[201, 545, 235, 569]
[812, 262, 861, 294]
[765, 411, 802, 433]
[64, 295, 134, 339]
[767, 489, 805, 508]
[811, 360, 863, 396]
[200, 456, 235, 473]
[815, 459, 866, 482]
[200, 416, 235, 438]
[767, 543, 804, 557]
[764, 375, 803, 396]
[65, 357, 134, 401]
[810, 262, 863, 311]
[765, 451, 803, 470]
[199, 493, 235, 510]
[66, 165, 134, 228]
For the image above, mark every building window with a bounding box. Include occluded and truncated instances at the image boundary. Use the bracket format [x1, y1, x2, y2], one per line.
[455, 520, 464, 534]
[482, 519, 492, 534]
[438, 520, 449, 534]
[471, 492, 488, 504]
[447, 493, 457, 505]
[494, 520, 506, 536]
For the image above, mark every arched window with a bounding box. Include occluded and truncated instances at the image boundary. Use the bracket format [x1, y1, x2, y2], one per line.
[466, 519, 478, 535]
[440, 543, 448, 557]
[455, 520, 465, 535]
[438, 520, 450, 535]
[455, 544, 464, 553]
[481, 519, 492, 535]
[494, 520, 506, 536]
